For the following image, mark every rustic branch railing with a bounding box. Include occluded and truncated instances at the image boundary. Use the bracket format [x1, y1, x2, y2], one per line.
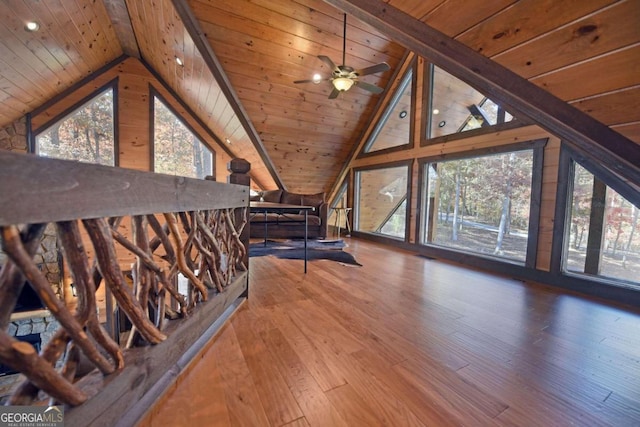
[0, 151, 249, 419]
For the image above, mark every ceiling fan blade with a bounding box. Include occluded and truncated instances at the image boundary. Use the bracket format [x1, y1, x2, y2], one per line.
[318, 55, 340, 73]
[355, 62, 390, 77]
[328, 87, 341, 99]
[293, 77, 330, 84]
[355, 81, 384, 94]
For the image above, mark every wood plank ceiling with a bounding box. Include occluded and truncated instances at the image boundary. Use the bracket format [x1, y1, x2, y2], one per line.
[0, 0, 638, 195]
[0, 0, 122, 124]
[185, 0, 405, 195]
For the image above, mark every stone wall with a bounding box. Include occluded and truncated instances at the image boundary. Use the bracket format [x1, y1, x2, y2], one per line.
[7, 314, 59, 348]
[0, 116, 28, 152]
[1, 227, 62, 375]
[1, 115, 63, 347]
[35, 224, 64, 300]
[0, 116, 27, 267]
[1, 116, 62, 297]
[0, 229, 62, 299]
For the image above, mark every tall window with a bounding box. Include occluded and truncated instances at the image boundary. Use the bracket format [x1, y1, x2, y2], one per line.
[355, 164, 409, 239]
[421, 147, 538, 263]
[564, 163, 639, 285]
[153, 95, 212, 178]
[36, 87, 115, 166]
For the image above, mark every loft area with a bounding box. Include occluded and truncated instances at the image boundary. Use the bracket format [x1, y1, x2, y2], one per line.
[0, 1, 638, 424]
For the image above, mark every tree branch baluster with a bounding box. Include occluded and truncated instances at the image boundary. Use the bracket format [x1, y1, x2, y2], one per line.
[83, 218, 166, 345]
[0, 205, 247, 407]
[163, 213, 207, 305]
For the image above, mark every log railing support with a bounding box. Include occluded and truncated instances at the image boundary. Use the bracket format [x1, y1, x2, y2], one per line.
[228, 158, 251, 297]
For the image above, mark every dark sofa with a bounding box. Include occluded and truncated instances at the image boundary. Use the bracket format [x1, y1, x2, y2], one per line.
[250, 189, 328, 239]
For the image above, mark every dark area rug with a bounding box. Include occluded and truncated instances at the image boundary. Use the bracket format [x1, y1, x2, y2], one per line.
[249, 239, 362, 266]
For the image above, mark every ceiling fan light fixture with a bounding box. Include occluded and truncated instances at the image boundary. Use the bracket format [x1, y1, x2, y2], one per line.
[333, 77, 354, 92]
[293, 14, 388, 98]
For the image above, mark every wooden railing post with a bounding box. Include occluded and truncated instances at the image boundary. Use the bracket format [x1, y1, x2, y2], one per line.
[227, 158, 251, 186]
[228, 159, 250, 297]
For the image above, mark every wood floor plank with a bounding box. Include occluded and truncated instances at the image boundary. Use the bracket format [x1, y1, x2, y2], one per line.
[532, 331, 640, 401]
[602, 391, 640, 425]
[140, 324, 234, 427]
[280, 417, 311, 427]
[259, 327, 350, 427]
[289, 299, 366, 355]
[350, 349, 462, 427]
[139, 237, 640, 426]
[393, 358, 502, 424]
[260, 303, 348, 392]
[458, 361, 613, 427]
[230, 305, 304, 426]
[208, 323, 272, 427]
[324, 383, 387, 427]
[337, 352, 429, 427]
[295, 279, 409, 365]
[450, 328, 615, 403]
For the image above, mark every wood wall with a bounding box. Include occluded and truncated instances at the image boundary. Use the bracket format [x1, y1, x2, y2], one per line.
[27, 57, 235, 267]
[30, 57, 233, 181]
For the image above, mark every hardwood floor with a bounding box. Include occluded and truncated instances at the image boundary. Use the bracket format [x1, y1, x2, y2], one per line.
[139, 238, 640, 426]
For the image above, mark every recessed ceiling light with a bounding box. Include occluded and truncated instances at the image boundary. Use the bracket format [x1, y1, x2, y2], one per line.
[175, 57, 184, 67]
[399, 110, 408, 119]
[438, 120, 446, 128]
[432, 108, 440, 115]
[25, 21, 39, 32]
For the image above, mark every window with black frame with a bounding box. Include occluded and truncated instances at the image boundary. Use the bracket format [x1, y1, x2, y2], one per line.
[427, 65, 515, 140]
[355, 164, 409, 239]
[420, 144, 542, 264]
[153, 94, 213, 179]
[563, 162, 639, 286]
[362, 67, 413, 154]
[35, 86, 116, 166]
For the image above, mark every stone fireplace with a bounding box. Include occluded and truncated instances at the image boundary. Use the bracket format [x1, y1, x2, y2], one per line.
[1, 224, 63, 375]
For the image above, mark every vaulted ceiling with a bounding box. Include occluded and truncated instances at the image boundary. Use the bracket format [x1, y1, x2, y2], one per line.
[0, 0, 638, 195]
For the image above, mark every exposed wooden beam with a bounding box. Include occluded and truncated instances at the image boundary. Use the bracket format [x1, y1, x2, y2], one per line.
[103, 0, 141, 58]
[171, 0, 285, 190]
[323, 0, 640, 186]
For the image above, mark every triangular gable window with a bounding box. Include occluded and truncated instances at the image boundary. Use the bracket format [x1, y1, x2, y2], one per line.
[429, 66, 515, 139]
[363, 68, 413, 153]
[36, 86, 115, 166]
[153, 95, 213, 179]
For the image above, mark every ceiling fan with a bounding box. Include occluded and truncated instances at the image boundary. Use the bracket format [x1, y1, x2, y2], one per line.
[294, 13, 390, 99]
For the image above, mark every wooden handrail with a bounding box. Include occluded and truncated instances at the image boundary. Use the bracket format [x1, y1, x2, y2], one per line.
[0, 151, 248, 225]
